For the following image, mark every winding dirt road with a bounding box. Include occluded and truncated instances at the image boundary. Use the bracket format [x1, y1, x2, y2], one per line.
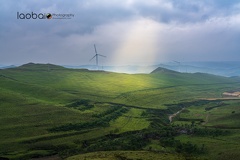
[169, 108, 185, 123]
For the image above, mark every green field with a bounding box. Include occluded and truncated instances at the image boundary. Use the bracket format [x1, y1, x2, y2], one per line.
[67, 151, 185, 160]
[0, 63, 240, 160]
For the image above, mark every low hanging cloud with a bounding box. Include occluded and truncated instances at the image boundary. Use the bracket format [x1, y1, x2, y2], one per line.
[0, 0, 240, 65]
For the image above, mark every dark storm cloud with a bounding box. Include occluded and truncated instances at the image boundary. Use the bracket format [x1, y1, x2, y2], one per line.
[0, 0, 240, 65]
[0, 0, 134, 38]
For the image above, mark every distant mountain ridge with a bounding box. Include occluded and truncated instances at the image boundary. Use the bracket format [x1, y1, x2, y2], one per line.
[62, 61, 240, 77]
[20, 62, 64, 68]
[0, 65, 16, 69]
[151, 67, 179, 74]
[1, 61, 240, 77]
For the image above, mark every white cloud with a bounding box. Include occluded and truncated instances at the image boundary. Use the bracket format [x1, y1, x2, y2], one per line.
[1, 0, 240, 65]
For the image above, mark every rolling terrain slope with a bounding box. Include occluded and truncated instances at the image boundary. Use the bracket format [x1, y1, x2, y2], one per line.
[0, 63, 240, 160]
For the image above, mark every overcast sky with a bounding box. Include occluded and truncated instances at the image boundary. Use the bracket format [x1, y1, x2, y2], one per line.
[0, 0, 240, 66]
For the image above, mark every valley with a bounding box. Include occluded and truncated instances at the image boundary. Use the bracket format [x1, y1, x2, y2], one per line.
[0, 63, 240, 160]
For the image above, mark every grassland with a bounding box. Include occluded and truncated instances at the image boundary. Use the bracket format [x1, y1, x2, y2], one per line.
[172, 99, 240, 160]
[0, 63, 240, 160]
[67, 151, 185, 160]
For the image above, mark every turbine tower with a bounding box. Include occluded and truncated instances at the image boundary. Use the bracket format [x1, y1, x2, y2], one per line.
[90, 44, 106, 70]
[173, 61, 181, 72]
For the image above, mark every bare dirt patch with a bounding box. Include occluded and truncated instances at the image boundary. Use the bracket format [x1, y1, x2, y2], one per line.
[222, 91, 240, 97]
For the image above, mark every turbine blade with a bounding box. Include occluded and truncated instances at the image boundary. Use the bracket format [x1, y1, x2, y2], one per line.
[94, 44, 97, 54]
[89, 55, 96, 61]
[98, 54, 106, 58]
[174, 61, 180, 64]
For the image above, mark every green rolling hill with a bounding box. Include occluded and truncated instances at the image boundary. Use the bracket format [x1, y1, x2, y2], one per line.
[0, 63, 240, 160]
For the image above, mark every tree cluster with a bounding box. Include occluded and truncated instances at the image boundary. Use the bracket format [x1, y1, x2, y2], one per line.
[48, 107, 129, 132]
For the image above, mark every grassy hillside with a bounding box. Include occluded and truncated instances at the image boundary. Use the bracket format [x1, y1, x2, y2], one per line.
[0, 63, 239, 159]
[173, 99, 240, 160]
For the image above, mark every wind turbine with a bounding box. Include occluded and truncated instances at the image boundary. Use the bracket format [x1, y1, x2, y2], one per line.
[173, 61, 181, 72]
[90, 44, 106, 70]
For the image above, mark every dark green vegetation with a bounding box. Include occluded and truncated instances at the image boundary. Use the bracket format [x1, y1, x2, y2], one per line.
[0, 63, 240, 160]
